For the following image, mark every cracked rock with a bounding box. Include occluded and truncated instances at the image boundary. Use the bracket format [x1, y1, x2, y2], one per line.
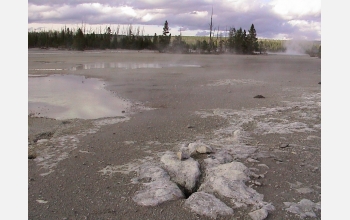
[185, 192, 233, 218]
[161, 151, 200, 194]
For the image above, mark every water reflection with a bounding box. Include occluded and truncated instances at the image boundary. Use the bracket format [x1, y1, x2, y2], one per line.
[72, 62, 162, 70]
[71, 62, 201, 70]
[29, 62, 201, 71]
[28, 74, 130, 120]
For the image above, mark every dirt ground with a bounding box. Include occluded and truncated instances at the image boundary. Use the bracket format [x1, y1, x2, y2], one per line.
[28, 49, 321, 220]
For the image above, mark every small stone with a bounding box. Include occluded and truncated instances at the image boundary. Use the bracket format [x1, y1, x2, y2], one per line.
[296, 187, 314, 194]
[254, 95, 265, 98]
[196, 144, 213, 154]
[177, 151, 190, 160]
[253, 181, 262, 186]
[36, 199, 48, 204]
[247, 158, 260, 163]
[279, 143, 290, 148]
[257, 164, 269, 169]
[187, 125, 194, 128]
[28, 153, 37, 159]
[251, 173, 260, 179]
[122, 110, 125, 113]
[274, 158, 283, 162]
[37, 139, 48, 144]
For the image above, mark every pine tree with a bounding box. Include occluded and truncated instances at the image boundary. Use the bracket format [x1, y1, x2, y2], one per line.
[73, 28, 85, 50]
[163, 20, 169, 36]
[247, 24, 258, 54]
[159, 20, 171, 52]
[153, 33, 159, 50]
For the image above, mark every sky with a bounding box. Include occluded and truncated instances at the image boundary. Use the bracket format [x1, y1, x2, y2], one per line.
[28, 0, 321, 40]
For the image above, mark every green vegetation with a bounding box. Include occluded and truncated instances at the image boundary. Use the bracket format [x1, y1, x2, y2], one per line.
[28, 25, 155, 50]
[28, 21, 320, 57]
[157, 20, 172, 52]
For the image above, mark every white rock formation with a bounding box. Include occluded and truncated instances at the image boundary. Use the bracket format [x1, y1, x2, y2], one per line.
[248, 208, 269, 220]
[185, 192, 233, 218]
[161, 151, 201, 193]
[132, 164, 184, 206]
[199, 161, 274, 211]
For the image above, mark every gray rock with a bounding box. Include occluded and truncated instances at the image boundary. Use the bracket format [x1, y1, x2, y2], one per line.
[132, 164, 184, 206]
[199, 162, 268, 209]
[284, 199, 321, 218]
[37, 139, 49, 144]
[214, 149, 233, 163]
[200, 177, 265, 209]
[196, 144, 213, 154]
[247, 158, 260, 163]
[279, 143, 290, 148]
[254, 95, 265, 98]
[232, 130, 241, 142]
[248, 208, 268, 220]
[253, 181, 262, 186]
[257, 164, 269, 169]
[226, 145, 257, 159]
[187, 142, 214, 155]
[187, 143, 198, 155]
[205, 161, 251, 182]
[185, 192, 233, 218]
[132, 179, 184, 206]
[296, 187, 314, 194]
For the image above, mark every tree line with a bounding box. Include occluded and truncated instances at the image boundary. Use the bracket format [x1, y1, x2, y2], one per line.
[28, 20, 319, 56]
[28, 25, 156, 51]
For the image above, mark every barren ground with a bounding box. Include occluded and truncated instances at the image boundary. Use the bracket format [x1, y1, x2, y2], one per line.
[28, 49, 321, 220]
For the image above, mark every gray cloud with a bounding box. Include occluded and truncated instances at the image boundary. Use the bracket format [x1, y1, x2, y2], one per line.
[28, 0, 321, 40]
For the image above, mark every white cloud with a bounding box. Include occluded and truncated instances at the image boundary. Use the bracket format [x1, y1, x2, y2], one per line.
[27, 0, 321, 40]
[270, 0, 321, 19]
[223, 0, 267, 12]
[120, 6, 138, 17]
[288, 20, 321, 37]
[141, 13, 153, 22]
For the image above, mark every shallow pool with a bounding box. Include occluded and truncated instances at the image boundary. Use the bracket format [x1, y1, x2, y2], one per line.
[28, 74, 130, 120]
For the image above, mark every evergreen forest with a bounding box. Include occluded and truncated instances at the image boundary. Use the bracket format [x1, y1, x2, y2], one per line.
[28, 21, 320, 57]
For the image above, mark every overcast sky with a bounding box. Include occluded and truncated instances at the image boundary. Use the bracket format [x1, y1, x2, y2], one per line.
[28, 0, 321, 40]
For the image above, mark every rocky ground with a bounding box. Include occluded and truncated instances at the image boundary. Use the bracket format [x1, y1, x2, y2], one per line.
[28, 49, 321, 219]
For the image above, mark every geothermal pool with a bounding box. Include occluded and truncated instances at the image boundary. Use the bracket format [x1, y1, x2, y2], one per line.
[28, 74, 130, 120]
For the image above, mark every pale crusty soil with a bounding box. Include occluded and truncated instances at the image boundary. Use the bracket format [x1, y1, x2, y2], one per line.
[28, 49, 321, 220]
